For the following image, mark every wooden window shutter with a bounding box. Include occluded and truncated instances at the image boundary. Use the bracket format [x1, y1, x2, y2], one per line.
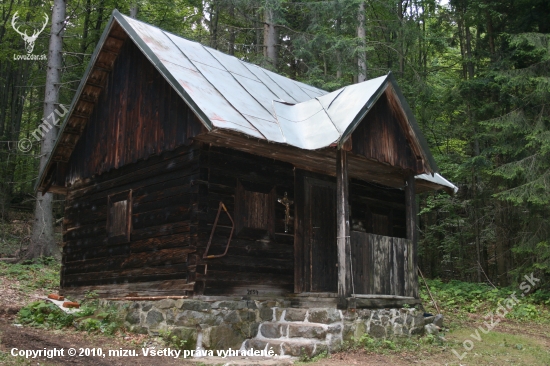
[234, 180, 275, 237]
[107, 190, 132, 244]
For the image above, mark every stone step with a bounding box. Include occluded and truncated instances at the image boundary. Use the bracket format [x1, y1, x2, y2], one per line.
[244, 338, 327, 358]
[259, 322, 337, 340]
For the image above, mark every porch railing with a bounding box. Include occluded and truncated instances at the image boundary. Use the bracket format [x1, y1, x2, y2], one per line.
[350, 231, 417, 298]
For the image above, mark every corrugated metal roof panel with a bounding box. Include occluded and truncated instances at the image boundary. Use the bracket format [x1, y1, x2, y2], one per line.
[241, 63, 297, 103]
[37, 10, 457, 193]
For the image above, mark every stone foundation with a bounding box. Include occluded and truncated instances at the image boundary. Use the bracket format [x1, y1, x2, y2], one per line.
[101, 298, 426, 358]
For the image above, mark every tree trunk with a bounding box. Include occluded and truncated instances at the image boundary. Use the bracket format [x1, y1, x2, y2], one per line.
[357, 1, 367, 82]
[27, 0, 66, 260]
[336, 13, 342, 79]
[130, 2, 138, 19]
[398, 0, 404, 76]
[228, 4, 235, 55]
[209, 0, 219, 50]
[263, 5, 277, 69]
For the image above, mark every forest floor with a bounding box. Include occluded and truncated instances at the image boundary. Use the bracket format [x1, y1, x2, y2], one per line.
[0, 213, 549, 366]
[0, 266, 549, 366]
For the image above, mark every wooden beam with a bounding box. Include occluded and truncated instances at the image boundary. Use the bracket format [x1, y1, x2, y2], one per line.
[405, 174, 418, 298]
[336, 149, 352, 308]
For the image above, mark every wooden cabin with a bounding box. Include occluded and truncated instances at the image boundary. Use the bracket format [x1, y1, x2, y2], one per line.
[37, 11, 456, 308]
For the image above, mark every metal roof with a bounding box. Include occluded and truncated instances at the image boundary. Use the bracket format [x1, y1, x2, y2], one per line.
[36, 10, 458, 194]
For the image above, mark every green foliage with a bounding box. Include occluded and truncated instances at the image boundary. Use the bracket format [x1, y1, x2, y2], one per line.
[0, 260, 60, 293]
[355, 333, 445, 355]
[420, 278, 550, 323]
[295, 350, 328, 364]
[18, 301, 74, 329]
[158, 330, 189, 351]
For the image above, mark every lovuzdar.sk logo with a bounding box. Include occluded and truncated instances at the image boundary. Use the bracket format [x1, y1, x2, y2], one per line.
[12, 11, 48, 61]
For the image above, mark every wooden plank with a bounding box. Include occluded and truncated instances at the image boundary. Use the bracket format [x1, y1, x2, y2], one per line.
[294, 170, 305, 293]
[61, 279, 194, 298]
[405, 174, 418, 298]
[336, 149, 351, 307]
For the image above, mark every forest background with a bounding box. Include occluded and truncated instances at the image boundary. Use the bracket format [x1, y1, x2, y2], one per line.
[0, 0, 549, 289]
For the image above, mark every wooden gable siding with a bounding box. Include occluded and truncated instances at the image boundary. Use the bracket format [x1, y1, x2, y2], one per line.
[351, 93, 420, 174]
[192, 146, 295, 296]
[61, 144, 200, 298]
[66, 38, 203, 185]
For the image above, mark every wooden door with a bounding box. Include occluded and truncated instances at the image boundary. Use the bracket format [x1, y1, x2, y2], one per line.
[305, 178, 337, 292]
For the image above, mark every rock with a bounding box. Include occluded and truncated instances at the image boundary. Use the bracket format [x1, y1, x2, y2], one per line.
[180, 300, 211, 312]
[343, 310, 358, 321]
[353, 321, 366, 340]
[423, 315, 435, 324]
[223, 310, 241, 324]
[141, 302, 153, 312]
[155, 299, 175, 309]
[260, 307, 274, 321]
[238, 309, 256, 322]
[260, 323, 281, 338]
[356, 309, 371, 319]
[285, 308, 307, 321]
[369, 324, 386, 338]
[237, 321, 260, 339]
[174, 310, 217, 327]
[288, 324, 327, 339]
[282, 342, 315, 357]
[212, 301, 245, 310]
[209, 324, 244, 350]
[170, 327, 197, 350]
[433, 314, 444, 328]
[308, 308, 341, 324]
[145, 310, 164, 327]
[412, 313, 425, 328]
[125, 310, 140, 325]
[424, 323, 438, 335]
[328, 323, 342, 334]
[248, 338, 269, 351]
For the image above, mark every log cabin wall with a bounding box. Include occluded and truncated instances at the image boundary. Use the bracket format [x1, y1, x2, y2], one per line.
[61, 143, 200, 297]
[194, 145, 295, 296]
[65, 37, 203, 185]
[61, 36, 205, 297]
[349, 179, 407, 239]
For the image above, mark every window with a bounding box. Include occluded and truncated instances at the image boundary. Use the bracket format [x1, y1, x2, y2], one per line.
[107, 190, 132, 244]
[234, 180, 275, 237]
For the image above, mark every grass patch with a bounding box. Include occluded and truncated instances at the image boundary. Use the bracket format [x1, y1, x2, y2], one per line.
[444, 327, 550, 365]
[420, 278, 550, 326]
[0, 258, 60, 294]
[17, 294, 125, 336]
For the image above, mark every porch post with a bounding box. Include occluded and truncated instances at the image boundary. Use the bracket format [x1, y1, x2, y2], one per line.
[405, 174, 418, 298]
[336, 148, 351, 308]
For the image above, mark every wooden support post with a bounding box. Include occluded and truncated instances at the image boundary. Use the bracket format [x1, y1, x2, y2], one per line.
[405, 174, 419, 298]
[336, 149, 351, 308]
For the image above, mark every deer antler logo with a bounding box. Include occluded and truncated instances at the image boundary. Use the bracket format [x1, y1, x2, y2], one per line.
[12, 12, 49, 54]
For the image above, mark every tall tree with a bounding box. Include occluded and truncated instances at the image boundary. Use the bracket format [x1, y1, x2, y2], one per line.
[357, 1, 366, 82]
[27, 0, 66, 259]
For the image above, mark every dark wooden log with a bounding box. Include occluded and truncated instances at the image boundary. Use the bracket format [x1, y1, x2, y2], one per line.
[405, 174, 418, 298]
[61, 279, 194, 299]
[336, 149, 352, 307]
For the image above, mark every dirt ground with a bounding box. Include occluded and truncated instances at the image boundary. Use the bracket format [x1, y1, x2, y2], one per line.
[0, 270, 549, 366]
